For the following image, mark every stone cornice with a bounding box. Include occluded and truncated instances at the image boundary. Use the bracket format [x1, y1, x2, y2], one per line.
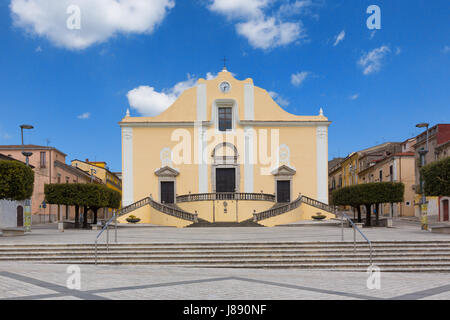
[119, 120, 331, 128]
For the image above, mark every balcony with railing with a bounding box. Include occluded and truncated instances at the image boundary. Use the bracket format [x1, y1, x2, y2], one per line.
[176, 192, 276, 203]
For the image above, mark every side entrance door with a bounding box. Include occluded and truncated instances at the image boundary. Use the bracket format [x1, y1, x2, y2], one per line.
[277, 181, 291, 203]
[161, 182, 174, 204]
[17, 205, 24, 227]
[443, 199, 449, 222]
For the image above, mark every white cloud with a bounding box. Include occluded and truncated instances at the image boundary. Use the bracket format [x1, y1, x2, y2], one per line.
[333, 30, 345, 46]
[0, 133, 12, 140]
[358, 46, 391, 75]
[208, 0, 269, 20]
[206, 72, 217, 80]
[236, 17, 303, 50]
[278, 0, 315, 17]
[128, 72, 229, 116]
[35, 46, 42, 52]
[10, 0, 175, 50]
[291, 71, 309, 86]
[207, 0, 313, 50]
[268, 91, 289, 107]
[77, 112, 90, 119]
[443, 46, 450, 54]
[349, 94, 359, 100]
[395, 47, 401, 55]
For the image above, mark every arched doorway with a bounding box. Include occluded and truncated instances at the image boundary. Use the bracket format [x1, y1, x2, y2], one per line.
[17, 206, 24, 227]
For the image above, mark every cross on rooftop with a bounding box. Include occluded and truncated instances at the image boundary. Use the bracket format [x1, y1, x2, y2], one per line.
[222, 56, 228, 70]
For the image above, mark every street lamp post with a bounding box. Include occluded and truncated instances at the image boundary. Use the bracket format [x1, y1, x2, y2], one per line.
[416, 123, 429, 231]
[20, 124, 34, 232]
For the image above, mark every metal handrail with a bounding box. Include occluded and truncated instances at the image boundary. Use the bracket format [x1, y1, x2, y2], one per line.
[338, 211, 373, 265]
[94, 211, 117, 265]
[176, 192, 276, 203]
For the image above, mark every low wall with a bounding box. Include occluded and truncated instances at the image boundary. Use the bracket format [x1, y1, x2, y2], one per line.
[117, 205, 192, 228]
[0, 200, 26, 228]
[258, 203, 335, 227]
[177, 200, 274, 223]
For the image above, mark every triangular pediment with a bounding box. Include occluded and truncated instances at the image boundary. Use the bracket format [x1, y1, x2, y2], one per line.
[154, 166, 179, 177]
[271, 165, 296, 176]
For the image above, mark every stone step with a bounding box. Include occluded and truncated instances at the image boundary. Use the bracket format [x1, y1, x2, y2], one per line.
[2, 247, 450, 253]
[0, 240, 449, 248]
[2, 251, 450, 258]
[4, 256, 450, 264]
[2, 245, 450, 255]
[1, 243, 450, 251]
[37, 260, 450, 269]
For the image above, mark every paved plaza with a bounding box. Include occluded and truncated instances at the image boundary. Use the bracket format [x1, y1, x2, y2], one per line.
[0, 262, 450, 300]
[0, 220, 449, 300]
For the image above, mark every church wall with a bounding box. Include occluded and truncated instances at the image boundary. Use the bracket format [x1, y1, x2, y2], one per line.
[129, 123, 323, 209]
[132, 126, 198, 202]
[121, 68, 330, 226]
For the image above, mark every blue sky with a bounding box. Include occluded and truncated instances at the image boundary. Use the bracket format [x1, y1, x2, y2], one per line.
[0, 0, 449, 172]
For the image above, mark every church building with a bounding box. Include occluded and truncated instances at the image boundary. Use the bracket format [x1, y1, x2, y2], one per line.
[118, 68, 334, 227]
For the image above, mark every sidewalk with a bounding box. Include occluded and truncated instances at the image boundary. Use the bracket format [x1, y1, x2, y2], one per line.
[1, 220, 449, 244]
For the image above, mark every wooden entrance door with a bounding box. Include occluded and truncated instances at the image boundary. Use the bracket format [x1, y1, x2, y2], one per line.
[216, 168, 236, 192]
[17, 206, 24, 227]
[443, 199, 449, 222]
[277, 181, 291, 203]
[161, 182, 174, 204]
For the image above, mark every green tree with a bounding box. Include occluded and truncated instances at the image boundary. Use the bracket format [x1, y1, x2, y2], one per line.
[332, 182, 404, 226]
[331, 185, 364, 222]
[0, 160, 34, 201]
[45, 183, 121, 228]
[421, 157, 450, 196]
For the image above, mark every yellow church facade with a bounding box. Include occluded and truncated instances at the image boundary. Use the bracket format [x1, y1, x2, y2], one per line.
[118, 68, 334, 227]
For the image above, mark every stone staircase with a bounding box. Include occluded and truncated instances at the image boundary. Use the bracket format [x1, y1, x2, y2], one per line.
[187, 220, 262, 227]
[1, 241, 450, 272]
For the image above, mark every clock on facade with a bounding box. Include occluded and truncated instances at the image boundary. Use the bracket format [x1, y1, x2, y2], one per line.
[219, 81, 231, 93]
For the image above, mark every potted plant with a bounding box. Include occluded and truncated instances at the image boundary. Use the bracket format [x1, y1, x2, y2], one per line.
[126, 215, 141, 224]
[312, 212, 327, 220]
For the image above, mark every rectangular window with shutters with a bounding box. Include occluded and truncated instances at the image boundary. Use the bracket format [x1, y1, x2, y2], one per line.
[218, 107, 232, 132]
[40, 152, 46, 168]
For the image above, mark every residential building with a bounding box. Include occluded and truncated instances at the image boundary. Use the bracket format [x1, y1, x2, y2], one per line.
[71, 159, 122, 218]
[0, 145, 100, 224]
[328, 157, 344, 203]
[413, 124, 450, 222]
[358, 148, 416, 217]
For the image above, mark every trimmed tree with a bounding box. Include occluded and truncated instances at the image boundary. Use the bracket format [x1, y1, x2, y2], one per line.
[421, 157, 450, 196]
[45, 183, 121, 228]
[0, 160, 34, 201]
[332, 182, 404, 226]
[331, 185, 364, 222]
